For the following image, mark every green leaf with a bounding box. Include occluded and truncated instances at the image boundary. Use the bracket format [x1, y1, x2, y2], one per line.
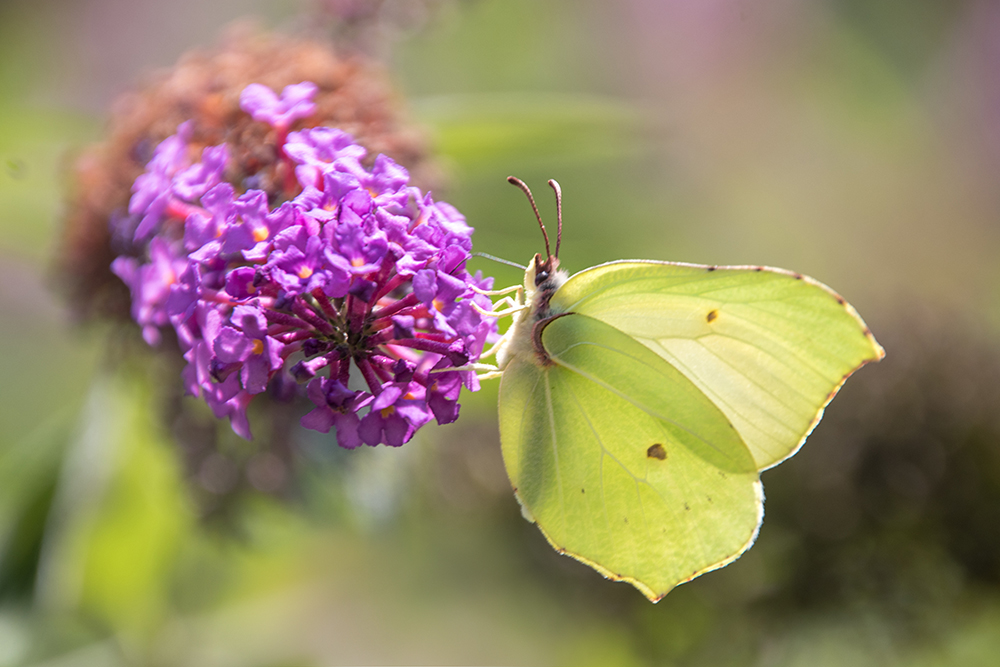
[37, 374, 195, 643]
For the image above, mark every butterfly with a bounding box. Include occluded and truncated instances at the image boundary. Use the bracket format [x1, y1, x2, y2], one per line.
[472, 177, 884, 602]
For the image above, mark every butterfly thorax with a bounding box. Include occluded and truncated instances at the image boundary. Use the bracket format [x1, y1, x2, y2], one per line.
[496, 253, 569, 370]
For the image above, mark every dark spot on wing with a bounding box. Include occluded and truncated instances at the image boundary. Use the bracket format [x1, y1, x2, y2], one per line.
[707, 266, 717, 272]
[647, 443, 667, 460]
[836, 296, 846, 305]
[706, 309, 718, 323]
[684, 503, 690, 511]
[754, 266, 763, 272]
[581, 488, 585, 494]
[624, 517, 629, 524]
[707, 496, 713, 503]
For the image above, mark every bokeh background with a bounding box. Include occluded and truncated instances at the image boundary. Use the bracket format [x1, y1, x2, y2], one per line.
[3, 0, 1000, 664]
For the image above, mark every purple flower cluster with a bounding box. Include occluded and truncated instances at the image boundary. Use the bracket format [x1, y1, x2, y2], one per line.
[112, 82, 497, 448]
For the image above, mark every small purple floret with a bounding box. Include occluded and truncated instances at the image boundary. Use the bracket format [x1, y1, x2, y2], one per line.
[111, 82, 497, 447]
[240, 82, 319, 130]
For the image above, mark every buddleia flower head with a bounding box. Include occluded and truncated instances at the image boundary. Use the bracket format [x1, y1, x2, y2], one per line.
[112, 81, 497, 447]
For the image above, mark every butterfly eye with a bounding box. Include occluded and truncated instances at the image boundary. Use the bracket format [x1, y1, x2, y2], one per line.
[535, 270, 550, 286]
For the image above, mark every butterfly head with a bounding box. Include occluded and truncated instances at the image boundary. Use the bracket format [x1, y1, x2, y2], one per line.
[532, 252, 560, 288]
[521, 250, 565, 306]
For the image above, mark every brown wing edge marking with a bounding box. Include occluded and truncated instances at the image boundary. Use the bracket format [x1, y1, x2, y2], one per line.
[755, 275, 885, 472]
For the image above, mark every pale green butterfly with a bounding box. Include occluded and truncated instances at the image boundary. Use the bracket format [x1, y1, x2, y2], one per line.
[472, 177, 884, 602]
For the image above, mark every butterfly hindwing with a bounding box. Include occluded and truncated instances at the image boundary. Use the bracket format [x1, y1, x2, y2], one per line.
[498, 312, 763, 601]
[549, 261, 885, 470]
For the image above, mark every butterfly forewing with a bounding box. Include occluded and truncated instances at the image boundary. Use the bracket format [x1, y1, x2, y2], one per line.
[498, 313, 762, 601]
[550, 261, 884, 470]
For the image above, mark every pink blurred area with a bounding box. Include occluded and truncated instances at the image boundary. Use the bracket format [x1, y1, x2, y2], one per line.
[599, 0, 1000, 323]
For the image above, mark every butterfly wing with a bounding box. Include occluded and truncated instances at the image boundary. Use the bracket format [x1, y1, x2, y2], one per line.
[498, 312, 762, 601]
[549, 261, 885, 470]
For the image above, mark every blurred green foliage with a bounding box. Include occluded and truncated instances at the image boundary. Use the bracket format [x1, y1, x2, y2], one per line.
[1, 0, 1000, 665]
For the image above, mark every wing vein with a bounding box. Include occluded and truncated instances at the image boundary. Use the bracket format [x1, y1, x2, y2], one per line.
[543, 372, 567, 529]
[659, 336, 812, 422]
[553, 342, 732, 461]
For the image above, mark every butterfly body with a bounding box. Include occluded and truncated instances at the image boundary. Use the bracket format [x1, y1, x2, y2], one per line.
[495, 253, 568, 370]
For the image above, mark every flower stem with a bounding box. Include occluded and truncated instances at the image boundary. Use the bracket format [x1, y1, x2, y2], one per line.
[356, 357, 382, 395]
[371, 292, 418, 320]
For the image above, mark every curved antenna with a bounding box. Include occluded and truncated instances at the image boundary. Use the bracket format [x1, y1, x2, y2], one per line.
[472, 252, 527, 271]
[508, 176, 552, 261]
[548, 179, 562, 259]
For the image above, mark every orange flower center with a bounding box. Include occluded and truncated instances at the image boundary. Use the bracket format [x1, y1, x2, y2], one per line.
[410, 211, 428, 231]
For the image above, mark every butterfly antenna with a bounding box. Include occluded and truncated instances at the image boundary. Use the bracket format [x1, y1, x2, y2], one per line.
[508, 176, 552, 261]
[548, 179, 562, 259]
[472, 252, 527, 271]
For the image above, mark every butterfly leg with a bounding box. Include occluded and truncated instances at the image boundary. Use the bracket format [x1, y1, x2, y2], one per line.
[471, 298, 528, 319]
[470, 283, 526, 318]
[468, 282, 528, 368]
[429, 361, 502, 380]
[475, 292, 531, 359]
[470, 283, 523, 298]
